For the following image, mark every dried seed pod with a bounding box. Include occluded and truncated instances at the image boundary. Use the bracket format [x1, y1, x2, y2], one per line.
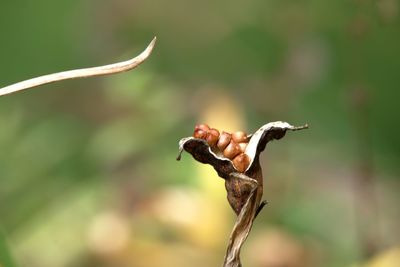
[178, 122, 308, 267]
[206, 128, 220, 147]
[193, 129, 207, 139]
[178, 121, 309, 214]
[217, 131, 232, 151]
[223, 141, 241, 159]
[232, 131, 248, 143]
[238, 142, 247, 153]
[195, 124, 210, 132]
[232, 153, 250, 173]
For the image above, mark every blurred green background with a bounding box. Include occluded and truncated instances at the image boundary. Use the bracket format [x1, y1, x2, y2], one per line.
[0, 1, 399, 267]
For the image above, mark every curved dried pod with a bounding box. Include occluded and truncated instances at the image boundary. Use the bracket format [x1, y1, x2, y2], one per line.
[177, 121, 308, 267]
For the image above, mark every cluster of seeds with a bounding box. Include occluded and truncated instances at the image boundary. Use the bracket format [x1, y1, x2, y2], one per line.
[193, 124, 250, 173]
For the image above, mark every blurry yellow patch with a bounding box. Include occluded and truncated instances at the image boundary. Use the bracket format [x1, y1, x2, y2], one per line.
[197, 88, 245, 197]
[150, 186, 230, 248]
[362, 247, 400, 267]
[87, 211, 130, 256]
[195, 88, 245, 247]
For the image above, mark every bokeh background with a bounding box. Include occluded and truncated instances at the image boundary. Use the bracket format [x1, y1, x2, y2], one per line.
[0, 1, 399, 267]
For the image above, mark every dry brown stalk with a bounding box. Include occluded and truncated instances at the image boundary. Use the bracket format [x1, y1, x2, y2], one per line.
[0, 37, 156, 97]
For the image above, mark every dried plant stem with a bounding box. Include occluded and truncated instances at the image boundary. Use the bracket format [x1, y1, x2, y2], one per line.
[291, 124, 309, 131]
[223, 173, 262, 267]
[0, 37, 156, 97]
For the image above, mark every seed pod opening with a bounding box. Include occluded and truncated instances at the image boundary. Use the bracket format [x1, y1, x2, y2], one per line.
[180, 121, 308, 174]
[177, 121, 308, 214]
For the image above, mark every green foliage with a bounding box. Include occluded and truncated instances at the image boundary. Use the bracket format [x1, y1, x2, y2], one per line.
[0, 230, 17, 267]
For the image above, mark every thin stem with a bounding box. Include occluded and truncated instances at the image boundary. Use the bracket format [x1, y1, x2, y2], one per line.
[223, 173, 261, 267]
[291, 124, 309, 131]
[0, 37, 156, 97]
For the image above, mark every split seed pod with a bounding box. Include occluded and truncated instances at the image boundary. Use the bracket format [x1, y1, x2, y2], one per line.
[179, 121, 308, 267]
[178, 121, 308, 215]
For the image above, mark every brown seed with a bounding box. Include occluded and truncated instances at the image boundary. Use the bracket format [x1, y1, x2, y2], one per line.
[238, 142, 248, 153]
[223, 141, 241, 159]
[195, 124, 210, 132]
[232, 131, 248, 143]
[233, 153, 250, 173]
[193, 129, 207, 139]
[217, 131, 231, 151]
[206, 128, 220, 147]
